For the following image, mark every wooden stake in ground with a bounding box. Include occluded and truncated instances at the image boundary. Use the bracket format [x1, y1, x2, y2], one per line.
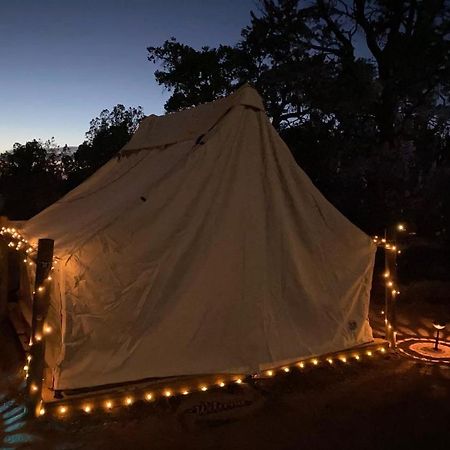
[27, 238, 54, 417]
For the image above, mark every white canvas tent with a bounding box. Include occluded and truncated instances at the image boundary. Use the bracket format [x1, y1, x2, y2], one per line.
[22, 84, 376, 392]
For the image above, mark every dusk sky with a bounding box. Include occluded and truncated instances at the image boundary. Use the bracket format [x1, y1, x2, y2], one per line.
[0, 0, 256, 151]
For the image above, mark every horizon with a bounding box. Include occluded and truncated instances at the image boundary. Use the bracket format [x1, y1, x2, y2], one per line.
[0, 0, 256, 151]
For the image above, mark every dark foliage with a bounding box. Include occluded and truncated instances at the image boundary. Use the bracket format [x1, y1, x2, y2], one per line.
[148, 0, 450, 238]
[68, 105, 144, 187]
[0, 140, 68, 219]
[0, 106, 143, 219]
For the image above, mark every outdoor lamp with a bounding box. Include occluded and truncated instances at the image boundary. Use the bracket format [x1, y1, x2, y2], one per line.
[432, 320, 447, 351]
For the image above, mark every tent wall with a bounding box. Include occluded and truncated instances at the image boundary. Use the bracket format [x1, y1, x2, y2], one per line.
[23, 87, 375, 391]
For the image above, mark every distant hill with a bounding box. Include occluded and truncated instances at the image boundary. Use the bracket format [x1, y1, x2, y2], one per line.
[60, 146, 78, 153]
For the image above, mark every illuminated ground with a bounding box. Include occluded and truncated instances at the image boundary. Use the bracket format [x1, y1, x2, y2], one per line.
[1, 300, 450, 450]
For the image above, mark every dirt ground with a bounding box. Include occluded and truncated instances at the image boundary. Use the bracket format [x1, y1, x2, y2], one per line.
[1, 300, 450, 450]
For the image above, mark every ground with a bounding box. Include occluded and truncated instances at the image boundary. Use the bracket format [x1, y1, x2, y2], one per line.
[1, 299, 449, 450]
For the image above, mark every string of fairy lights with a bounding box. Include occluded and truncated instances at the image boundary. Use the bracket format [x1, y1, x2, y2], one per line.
[1, 225, 390, 419]
[39, 345, 388, 418]
[0, 226, 57, 395]
[372, 223, 406, 342]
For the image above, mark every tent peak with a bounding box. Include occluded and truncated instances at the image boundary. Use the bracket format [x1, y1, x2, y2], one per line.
[120, 85, 265, 155]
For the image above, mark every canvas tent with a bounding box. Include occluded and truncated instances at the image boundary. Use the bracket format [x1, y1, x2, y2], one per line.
[21, 84, 375, 392]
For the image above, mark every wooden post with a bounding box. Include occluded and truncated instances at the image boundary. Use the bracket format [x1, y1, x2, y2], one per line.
[387, 244, 398, 347]
[384, 226, 398, 348]
[0, 238, 8, 320]
[0, 217, 8, 320]
[383, 230, 390, 343]
[27, 238, 54, 417]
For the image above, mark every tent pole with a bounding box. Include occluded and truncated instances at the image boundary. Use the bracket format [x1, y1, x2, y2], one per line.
[27, 238, 54, 417]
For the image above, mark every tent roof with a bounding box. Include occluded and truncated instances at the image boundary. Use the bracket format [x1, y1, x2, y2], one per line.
[121, 84, 265, 154]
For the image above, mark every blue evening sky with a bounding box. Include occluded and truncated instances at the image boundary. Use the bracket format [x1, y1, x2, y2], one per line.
[0, 0, 257, 151]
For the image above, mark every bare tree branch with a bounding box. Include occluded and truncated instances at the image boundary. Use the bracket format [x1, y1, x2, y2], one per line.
[354, 0, 383, 63]
[316, 0, 355, 59]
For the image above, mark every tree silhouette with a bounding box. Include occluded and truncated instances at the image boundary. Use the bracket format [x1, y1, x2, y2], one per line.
[67, 105, 144, 187]
[0, 140, 67, 219]
[147, 0, 450, 238]
[0, 106, 144, 219]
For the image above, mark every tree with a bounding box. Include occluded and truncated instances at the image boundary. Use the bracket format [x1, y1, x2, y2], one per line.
[147, 0, 450, 237]
[147, 40, 241, 112]
[0, 105, 144, 219]
[68, 104, 144, 185]
[0, 139, 68, 219]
